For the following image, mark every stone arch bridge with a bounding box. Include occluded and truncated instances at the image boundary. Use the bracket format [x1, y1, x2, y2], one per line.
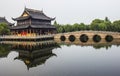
[54, 31, 120, 43]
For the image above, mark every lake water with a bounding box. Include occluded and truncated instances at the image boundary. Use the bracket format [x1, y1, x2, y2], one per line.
[0, 39, 120, 76]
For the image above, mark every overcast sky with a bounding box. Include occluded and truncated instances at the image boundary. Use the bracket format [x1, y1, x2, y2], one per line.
[0, 0, 120, 24]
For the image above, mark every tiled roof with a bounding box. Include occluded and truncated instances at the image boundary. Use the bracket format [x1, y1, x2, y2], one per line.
[0, 17, 13, 25]
[13, 8, 55, 21]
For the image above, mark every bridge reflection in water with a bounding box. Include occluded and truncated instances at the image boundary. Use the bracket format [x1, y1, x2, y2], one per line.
[0, 40, 60, 70]
[54, 38, 120, 49]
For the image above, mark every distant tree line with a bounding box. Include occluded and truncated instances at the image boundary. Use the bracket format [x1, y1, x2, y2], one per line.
[54, 17, 120, 33]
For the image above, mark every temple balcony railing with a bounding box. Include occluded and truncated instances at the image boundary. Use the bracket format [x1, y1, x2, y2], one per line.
[0, 34, 55, 39]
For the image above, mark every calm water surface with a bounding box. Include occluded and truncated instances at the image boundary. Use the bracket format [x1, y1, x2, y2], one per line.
[0, 40, 120, 76]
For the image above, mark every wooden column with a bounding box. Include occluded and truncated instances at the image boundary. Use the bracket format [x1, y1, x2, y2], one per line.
[32, 29, 35, 36]
[13, 30, 15, 35]
[26, 29, 28, 36]
[16, 30, 18, 35]
[29, 29, 31, 36]
[40, 29, 42, 35]
[30, 29, 31, 34]
[11, 31, 14, 35]
[48, 29, 49, 35]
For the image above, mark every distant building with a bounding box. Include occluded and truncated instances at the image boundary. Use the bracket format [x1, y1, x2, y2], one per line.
[0, 17, 13, 27]
[11, 8, 56, 36]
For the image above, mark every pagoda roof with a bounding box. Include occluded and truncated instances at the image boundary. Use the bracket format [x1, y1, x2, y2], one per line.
[10, 24, 56, 30]
[15, 53, 56, 69]
[12, 8, 55, 21]
[0, 17, 13, 26]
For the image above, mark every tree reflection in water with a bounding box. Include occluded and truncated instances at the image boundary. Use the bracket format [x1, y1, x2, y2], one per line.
[0, 44, 12, 58]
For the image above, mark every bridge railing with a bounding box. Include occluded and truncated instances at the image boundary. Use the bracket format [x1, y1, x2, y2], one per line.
[56, 31, 120, 35]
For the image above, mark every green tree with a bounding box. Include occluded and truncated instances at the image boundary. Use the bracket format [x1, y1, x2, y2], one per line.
[0, 23, 10, 35]
[79, 23, 86, 30]
[86, 25, 90, 30]
[58, 26, 65, 33]
[112, 20, 120, 32]
[90, 19, 104, 31]
[54, 20, 57, 25]
[64, 24, 73, 32]
[53, 18, 120, 33]
[72, 23, 80, 31]
[103, 17, 112, 31]
[72, 23, 86, 31]
[98, 23, 107, 31]
[105, 17, 110, 22]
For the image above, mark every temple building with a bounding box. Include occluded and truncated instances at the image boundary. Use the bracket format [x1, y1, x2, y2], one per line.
[0, 17, 13, 27]
[11, 8, 56, 36]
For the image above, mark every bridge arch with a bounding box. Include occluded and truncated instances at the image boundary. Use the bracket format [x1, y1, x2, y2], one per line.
[105, 35, 113, 42]
[93, 34, 101, 42]
[60, 35, 66, 41]
[79, 34, 89, 42]
[68, 35, 76, 42]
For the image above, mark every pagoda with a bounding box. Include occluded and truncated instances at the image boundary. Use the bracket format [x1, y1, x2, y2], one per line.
[11, 8, 56, 36]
